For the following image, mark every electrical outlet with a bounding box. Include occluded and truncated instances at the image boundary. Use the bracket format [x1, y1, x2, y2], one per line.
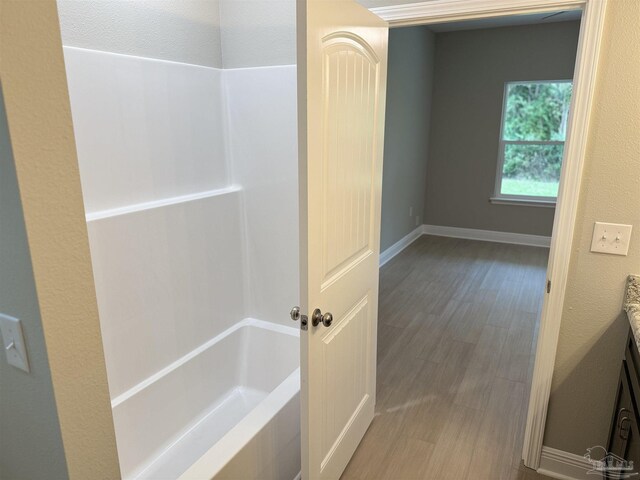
[590, 222, 633, 256]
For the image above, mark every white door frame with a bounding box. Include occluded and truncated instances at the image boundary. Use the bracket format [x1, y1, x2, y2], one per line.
[369, 0, 608, 470]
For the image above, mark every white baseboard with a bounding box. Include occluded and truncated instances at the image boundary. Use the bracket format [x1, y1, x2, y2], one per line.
[537, 446, 593, 480]
[379, 224, 551, 268]
[422, 224, 551, 248]
[379, 225, 424, 267]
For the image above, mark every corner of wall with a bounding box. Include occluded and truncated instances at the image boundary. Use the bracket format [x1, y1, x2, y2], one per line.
[1, 1, 121, 476]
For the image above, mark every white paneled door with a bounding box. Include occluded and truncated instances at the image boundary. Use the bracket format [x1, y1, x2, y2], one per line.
[297, 1, 388, 479]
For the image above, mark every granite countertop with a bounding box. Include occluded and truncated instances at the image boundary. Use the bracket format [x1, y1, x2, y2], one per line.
[625, 275, 640, 351]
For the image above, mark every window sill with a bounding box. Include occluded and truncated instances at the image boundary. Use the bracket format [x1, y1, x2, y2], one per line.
[489, 197, 556, 208]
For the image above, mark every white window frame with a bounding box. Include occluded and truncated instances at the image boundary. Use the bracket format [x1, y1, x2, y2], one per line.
[491, 79, 573, 207]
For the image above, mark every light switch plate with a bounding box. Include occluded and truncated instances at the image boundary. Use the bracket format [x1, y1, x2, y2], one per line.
[0, 313, 30, 372]
[590, 222, 633, 256]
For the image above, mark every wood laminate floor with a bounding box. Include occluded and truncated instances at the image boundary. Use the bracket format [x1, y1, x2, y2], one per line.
[341, 235, 553, 480]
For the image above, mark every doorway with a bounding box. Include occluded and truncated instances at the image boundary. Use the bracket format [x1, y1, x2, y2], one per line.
[332, 2, 602, 474]
[297, 0, 606, 478]
[343, 12, 582, 478]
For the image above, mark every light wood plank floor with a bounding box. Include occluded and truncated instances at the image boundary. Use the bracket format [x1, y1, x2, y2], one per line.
[341, 235, 553, 480]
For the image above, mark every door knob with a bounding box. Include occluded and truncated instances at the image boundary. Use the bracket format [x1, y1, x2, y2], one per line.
[312, 308, 333, 328]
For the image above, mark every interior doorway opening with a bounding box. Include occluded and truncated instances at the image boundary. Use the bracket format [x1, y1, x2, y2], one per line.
[343, 8, 584, 479]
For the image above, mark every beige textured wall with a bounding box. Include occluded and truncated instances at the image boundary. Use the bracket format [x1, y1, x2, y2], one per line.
[0, 1, 120, 477]
[543, 0, 640, 454]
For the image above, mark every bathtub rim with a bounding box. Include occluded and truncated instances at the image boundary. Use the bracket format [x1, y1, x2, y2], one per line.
[111, 318, 298, 408]
[177, 366, 300, 480]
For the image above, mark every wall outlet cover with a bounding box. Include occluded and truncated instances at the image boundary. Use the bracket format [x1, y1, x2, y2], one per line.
[0, 313, 30, 372]
[590, 222, 633, 256]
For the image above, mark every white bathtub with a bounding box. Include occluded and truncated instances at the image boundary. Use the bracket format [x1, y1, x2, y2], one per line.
[111, 319, 301, 480]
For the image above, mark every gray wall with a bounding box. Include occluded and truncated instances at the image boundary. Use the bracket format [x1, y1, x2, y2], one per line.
[424, 21, 580, 236]
[56, 0, 296, 68]
[380, 26, 436, 251]
[0, 89, 68, 479]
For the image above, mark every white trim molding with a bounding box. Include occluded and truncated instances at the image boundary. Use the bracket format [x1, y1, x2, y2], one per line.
[522, 0, 608, 470]
[379, 225, 424, 267]
[371, 0, 585, 26]
[422, 224, 551, 248]
[490, 196, 557, 208]
[369, 0, 609, 471]
[537, 446, 593, 480]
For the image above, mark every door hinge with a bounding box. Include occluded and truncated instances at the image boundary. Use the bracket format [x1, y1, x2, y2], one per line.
[546, 279, 551, 294]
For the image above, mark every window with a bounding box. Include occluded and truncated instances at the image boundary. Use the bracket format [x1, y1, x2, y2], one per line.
[492, 80, 573, 205]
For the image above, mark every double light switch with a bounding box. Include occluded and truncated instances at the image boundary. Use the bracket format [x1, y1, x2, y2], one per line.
[590, 222, 633, 256]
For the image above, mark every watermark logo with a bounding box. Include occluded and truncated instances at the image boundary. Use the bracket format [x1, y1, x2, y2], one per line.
[584, 446, 638, 479]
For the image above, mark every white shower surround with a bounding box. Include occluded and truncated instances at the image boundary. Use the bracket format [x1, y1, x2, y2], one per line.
[63, 46, 300, 478]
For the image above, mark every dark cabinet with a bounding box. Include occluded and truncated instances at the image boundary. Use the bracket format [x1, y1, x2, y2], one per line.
[608, 365, 640, 461]
[607, 329, 640, 476]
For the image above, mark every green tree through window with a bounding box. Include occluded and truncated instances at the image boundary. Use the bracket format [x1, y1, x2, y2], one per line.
[495, 81, 572, 200]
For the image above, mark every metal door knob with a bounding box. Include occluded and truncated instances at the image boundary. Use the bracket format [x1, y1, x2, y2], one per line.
[312, 308, 333, 328]
[321, 312, 333, 327]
